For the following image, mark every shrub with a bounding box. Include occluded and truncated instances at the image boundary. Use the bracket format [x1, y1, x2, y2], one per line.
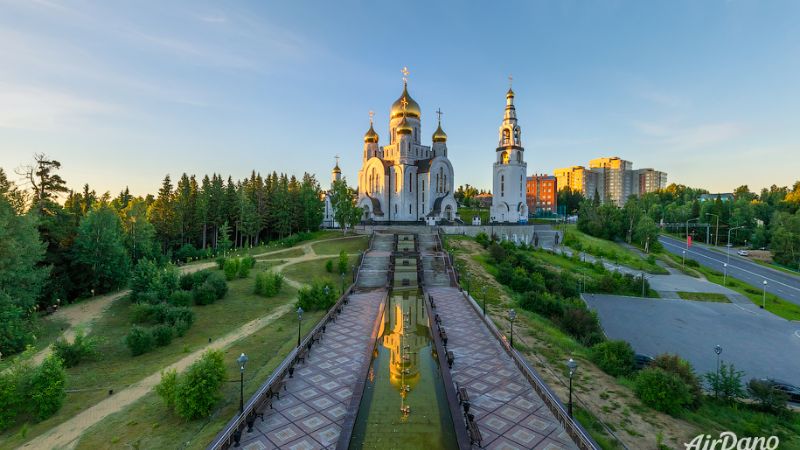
[152, 324, 174, 347]
[255, 271, 285, 297]
[489, 243, 507, 263]
[747, 378, 788, 413]
[223, 258, 240, 281]
[175, 243, 199, 262]
[0, 364, 23, 431]
[590, 340, 635, 377]
[174, 349, 227, 419]
[634, 367, 692, 415]
[26, 354, 66, 420]
[206, 271, 228, 299]
[686, 259, 700, 268]
[179, 273, 195, 290]
[193, 282, 217, 305]
[518, 290, 564, 319]
[475, 232, 490, 249]
[215, 256, 226, 270]
[165, 306, 195, 327]
[297, 280, 337, 311]
[136, 290, 161, 305]
[156, 369, 178, 409]
[651, 354, 702, 407]
[173, 318, 191, 337]
[338, 250, 348, 274]
[241, 255, 255, 270]
[325, 259, 333, 273]
[705, 361, 745, 401]
[169, 290, 193, 307]
[126, 325, 155, 356]
[52, 329, 99, 368]
[129, 259, 179, 302]
[558, 307, 604, 346]
[237, 260, 251, 278]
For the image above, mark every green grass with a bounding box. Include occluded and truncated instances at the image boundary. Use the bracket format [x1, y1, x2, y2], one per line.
[681, 399, 800, 449]
[575, 406, 625, 449]
[676, 292, 731, 303]
[753, 258, 800, 276]
[255, 247, 304, 259]
[693, 265, 800, 321]
[0, 274, 297, 449]
[458, 207, 489, 224]
[311, 235, 369, 255]
[74, 309, 325, 450]
[282, 255, 361, 287]
[564, 225, 667, 274]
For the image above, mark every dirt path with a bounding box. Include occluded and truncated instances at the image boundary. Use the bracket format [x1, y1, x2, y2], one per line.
[449, 238, 699, 449]
[21, 303, 294, 450]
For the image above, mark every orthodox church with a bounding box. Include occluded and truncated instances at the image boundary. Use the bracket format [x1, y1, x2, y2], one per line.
[356, 71, 458, 223]
[490, 83, 528, 223]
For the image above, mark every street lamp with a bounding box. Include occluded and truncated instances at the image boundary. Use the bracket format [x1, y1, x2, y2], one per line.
[762, 280, 767, 309]
[237, 353, 248, 413]
[567, 358, 578, 417]
[723, 263, 728, 286]
[686, 217, 700, 248]
[507, 309, 517, 349]
[296, 306, 304, 347]
[682, 250, 686, 269]
[340, 272, 345, 295]
[726, 226, 744, 264]
[706, 213, 720, 246]
[714, 345, 722, 397]
[482, 286, 488, 317]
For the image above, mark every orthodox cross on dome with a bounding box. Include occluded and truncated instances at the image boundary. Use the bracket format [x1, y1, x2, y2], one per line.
[400, 96, 409, 112]
[369, 110, 374, 124]
[335, 155, 340, 166]
[508, 74, 513, 88]
[436, 108, 443, 123]
[401, 66, 410, 84]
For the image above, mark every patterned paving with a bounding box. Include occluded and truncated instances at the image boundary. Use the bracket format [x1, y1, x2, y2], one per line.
[239, 290, 386, 450]
[428, 287, 579, 450]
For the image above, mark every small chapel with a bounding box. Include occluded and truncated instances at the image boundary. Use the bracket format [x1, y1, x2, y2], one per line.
[356, 69, 458, 223]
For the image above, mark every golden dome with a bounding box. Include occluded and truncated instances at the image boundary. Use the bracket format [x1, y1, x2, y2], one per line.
[364, 123, 379, 143]
[506, 87, 515, 98]
[333, 163, 341, 174]
[390, 83, 421, 119]
[432, 123, 447, 143]
[396, 115, 412, 135]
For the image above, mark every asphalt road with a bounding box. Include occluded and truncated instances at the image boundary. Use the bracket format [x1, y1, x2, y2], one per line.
[585, 294, 800, 387]
[659, 234, 800, 307]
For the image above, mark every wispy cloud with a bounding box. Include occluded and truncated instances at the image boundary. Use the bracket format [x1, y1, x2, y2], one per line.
[633, 120, 744, 149]
[0, 83, 119, 130]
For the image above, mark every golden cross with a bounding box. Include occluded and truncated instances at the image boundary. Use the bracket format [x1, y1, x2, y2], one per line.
[401, 66, 409, 84]
[400, 96, 409, 111]
[508, 74, 513, 88]
[436, 108, 443, 123]
[335, 155, 340, 166]
[369, 110, 374, 124]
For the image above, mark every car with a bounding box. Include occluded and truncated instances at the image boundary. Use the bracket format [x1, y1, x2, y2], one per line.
[757, 379, 800, 403]
[737, 250, 749, 256]
[634, 354, 654, 370]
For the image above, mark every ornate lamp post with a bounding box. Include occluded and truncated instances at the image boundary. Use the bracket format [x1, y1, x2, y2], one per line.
[237, 353, 248, 413]
[567, 358, 577, 417]
[714, 345, 722, 397]
[682, 250, 686, 269]
[762, 280, 767, 309]
[296, 306, 304, 347]
[481, 286, 488, 317]
[508, 309, 516, 349]
[723, 263, 728, 286]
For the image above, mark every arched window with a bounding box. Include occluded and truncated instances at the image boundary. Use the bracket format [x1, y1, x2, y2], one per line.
[514, 128, 520, 144]
[502, 152, 509, 164]
[501, 175, 505, 197]
[502, 129, 510, 145]
[520, 175, 523, 196]
[409, 173, 413, 192]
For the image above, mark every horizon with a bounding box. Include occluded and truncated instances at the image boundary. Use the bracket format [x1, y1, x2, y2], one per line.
[1, 0, 799, 197]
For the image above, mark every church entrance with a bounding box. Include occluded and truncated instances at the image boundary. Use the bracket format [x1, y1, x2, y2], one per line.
[444, 205, 453, 221]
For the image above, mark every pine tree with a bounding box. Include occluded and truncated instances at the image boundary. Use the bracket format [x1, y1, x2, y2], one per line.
[148, 175, 177, 251]
[72, 204, 130, 294]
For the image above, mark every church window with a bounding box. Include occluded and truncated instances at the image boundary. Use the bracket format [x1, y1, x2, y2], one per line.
[502, 152, 509, 164]
[395, 204, 398, 214]
[501, 175, 505, 197]
[514, 128, 520, 144]
[409, 205, 412, 214]
[422, 180, 425, 192]
[409, 173, 413, 192]
[502, 129, 510, 145]
[517, 152, 521, 162]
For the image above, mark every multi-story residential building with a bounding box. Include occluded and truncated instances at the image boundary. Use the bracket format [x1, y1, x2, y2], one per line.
[554, 166, 587, 194]
[632, 168, 668, 196]
[589, 157, 633, 205]
[526, 174, 557, 215]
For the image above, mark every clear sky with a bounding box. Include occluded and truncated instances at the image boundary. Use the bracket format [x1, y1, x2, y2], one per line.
[1, 0, 798, 197]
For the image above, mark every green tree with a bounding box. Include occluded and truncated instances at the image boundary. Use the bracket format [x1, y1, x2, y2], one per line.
[26, 354, 67, 420]
[174, 349, 227, 419]
[705, 361, 745, 401]
[72, 205, 130, 294]
[217, 221, 233, 254]
[19, 153, 69, 216]
[148, 175, 177, 252]
[331, 179, 361, 234]
[633, 215, 660, 253]
[770, 210, 800, 268]
[122, 198, 158, 262]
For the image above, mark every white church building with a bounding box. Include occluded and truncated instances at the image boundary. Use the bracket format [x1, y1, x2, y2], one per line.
[357, 72, 458, 223]
[490, 85, 528, 223]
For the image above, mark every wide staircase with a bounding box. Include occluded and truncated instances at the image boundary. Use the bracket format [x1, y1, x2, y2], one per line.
[355, 232, 393, 289]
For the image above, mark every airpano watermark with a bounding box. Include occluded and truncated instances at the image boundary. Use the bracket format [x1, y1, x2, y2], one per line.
[684, 432, 779, 450]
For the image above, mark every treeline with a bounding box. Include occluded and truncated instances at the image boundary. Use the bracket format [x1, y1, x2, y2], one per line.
[0, 154, 325, 357]
[577, 182, 800, 266]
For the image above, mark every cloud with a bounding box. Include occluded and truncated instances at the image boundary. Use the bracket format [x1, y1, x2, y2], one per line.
[0, 83, 119, 130]
[633, 120, 744, 149]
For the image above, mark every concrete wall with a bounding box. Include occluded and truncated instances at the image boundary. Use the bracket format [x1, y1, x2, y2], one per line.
[355, 224, 562, 246]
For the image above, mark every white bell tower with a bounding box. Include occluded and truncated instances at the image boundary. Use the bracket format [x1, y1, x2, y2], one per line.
[491, 76, 528, 223]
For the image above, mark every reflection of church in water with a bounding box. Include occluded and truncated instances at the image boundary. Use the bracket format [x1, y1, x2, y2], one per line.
[380, 292, 430, 402]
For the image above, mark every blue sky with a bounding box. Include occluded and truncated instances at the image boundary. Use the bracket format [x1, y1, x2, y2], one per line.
[1, 0, 798, 196]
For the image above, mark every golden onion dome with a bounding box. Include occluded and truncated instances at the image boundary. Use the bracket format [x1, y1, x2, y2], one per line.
[390, 83, 421, 119]
[432, 122, 447, 143]
[333, 163, 341, 174]
[506, 87, 515, 98]
[396, 115, 413, 135]
[363, 123, 379, 143]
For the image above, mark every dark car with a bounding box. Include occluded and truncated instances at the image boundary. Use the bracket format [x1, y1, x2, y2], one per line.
[634, 354, 654, 370]
[764, 379, 800, 403]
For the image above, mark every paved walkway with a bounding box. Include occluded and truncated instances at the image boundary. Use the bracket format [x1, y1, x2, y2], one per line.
[428, 287, 578, 450]
[239, 290, 386, 450]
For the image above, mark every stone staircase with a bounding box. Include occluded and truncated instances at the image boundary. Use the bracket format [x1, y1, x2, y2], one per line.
[355, 233, 394, 289]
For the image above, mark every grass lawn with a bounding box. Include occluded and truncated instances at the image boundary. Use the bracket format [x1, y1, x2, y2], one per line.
[676, 291, 731, 303]
[74, 308, 325, 450]
[255, 247, 304, 259]
[564, 225, 667, 274]
[0, 315, 69, 372]
[311, 235, 369, 255]
[282, 255, 361, 288]
[458, 207, 489, 224]
[0, 273, 298, 448]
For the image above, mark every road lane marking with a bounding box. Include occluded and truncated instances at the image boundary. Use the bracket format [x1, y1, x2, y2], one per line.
[660, 238, 800, 294]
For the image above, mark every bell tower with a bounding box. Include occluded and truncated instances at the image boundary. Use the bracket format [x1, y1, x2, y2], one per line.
[491, 76, 528, 223]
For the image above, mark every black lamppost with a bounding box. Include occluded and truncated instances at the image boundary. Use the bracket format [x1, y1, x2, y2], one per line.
[761, 280, 767, 309]
[714, 345, 722, 397]
[567, 358, 577, 417]
[237, 353, 248, 414]
[481, 286, 487, 317]
[508, 309, 516, 349]
[296, 306, 304, 347]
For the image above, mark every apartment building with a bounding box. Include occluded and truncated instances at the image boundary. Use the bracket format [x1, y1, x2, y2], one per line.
[526, 174, 557, 215]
